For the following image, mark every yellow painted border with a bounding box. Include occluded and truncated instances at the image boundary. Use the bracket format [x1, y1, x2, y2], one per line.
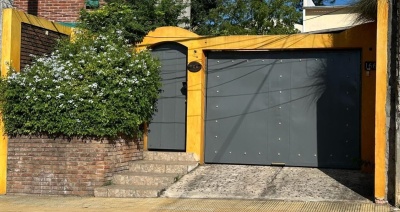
[139, 23, 377, 169]
[374, 0, 389, 201]
[0, 9, 72, 194]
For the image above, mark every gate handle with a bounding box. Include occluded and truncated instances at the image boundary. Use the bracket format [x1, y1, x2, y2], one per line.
[180, 82, 187, 96]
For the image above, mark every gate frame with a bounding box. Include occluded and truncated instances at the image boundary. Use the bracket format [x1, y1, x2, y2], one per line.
[138, 22, 382, 198]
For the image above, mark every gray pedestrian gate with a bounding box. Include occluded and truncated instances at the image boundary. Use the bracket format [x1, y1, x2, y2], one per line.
[205, 50, 361, 169]
[148, 43, 187, 151]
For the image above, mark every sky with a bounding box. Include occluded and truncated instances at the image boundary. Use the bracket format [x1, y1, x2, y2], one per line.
[325, 0, 356, 6]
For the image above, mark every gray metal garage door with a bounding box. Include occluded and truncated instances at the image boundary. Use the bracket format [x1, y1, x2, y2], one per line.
[205, 50, 361, 169]
[148, 43, 187, 151]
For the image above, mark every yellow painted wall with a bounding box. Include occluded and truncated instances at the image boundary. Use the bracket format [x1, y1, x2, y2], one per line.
[375, 0, 389, 202]
[0, 9, 72, 194]
[139, 23, 377, 170]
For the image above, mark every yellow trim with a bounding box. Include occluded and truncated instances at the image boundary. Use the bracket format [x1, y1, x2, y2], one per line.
[0, 9, 72, 194]
[139, 24, 377, 168]
[143, 124, 148, 151]
[375, 0, 389, 200]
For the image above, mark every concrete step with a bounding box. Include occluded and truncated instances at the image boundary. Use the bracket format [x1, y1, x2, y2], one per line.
[94, 151, 200, 198]
[143, 151, 198, 162]
[113, 172, 181, 187]
[129, 160, 199, 174]
[94, 185, 165, 198]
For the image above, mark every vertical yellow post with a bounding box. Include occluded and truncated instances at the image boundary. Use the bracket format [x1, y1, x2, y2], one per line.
[0, 117, 6, 194]
[186, 49, 205, 163]
[0, 9, 19, 195]
[375, 0, 389, 201]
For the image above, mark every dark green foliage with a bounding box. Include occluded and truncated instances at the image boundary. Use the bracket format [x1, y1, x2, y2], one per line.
[0, 31, 161, 139]
[189, 0, 217, 35]
[312, 0, 336, 6]
[78, 0, 188, 43]
[191, 0, 302, 35]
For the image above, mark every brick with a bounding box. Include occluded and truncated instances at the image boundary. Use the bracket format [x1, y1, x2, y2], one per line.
[7, 136, 143, 196]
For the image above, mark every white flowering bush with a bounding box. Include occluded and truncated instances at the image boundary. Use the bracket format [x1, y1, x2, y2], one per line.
[0, 30, 161, 139]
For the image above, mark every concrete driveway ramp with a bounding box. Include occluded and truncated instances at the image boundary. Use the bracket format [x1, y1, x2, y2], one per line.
[162, 165, 373, 202]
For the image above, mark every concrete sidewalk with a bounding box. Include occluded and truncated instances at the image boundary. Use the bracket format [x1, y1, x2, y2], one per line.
[163, 165, 374, 202]
[0, 195, 394, 212]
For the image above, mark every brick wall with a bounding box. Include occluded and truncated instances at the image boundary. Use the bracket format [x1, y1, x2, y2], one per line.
[7, 137, 143, 196]
[20, 23, 68, 71]
[13, 0, 85, 22]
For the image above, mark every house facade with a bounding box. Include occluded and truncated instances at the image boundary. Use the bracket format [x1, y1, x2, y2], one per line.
[302, 0, 360, 33]
[11, 0, 100, 24]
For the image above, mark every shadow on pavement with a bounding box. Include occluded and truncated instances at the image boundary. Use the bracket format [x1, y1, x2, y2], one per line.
[319, 168, 374, 201]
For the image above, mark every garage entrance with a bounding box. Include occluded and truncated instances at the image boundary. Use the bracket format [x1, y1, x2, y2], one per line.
[205, 50, 361, 169]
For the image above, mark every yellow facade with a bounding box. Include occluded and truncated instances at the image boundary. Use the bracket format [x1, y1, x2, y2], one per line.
[139, 23, 377, 170]
[138, 23, 386, 196]
[0, 9, 72, 194]
[0, 3, 389, 201]
[375, 0, 389, 201]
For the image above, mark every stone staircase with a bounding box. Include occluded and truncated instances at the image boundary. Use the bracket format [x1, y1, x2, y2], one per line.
[94, 151, 199, 198]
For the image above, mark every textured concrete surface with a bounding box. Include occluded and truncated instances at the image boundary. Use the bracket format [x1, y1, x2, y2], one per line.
[162, 165, 374, 202]
[95, 152, 198, 198]
[0, 195, 393, 212]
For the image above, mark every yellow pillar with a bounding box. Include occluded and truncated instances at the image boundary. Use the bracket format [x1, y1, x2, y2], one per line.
[375, 0, 389, 201]
[186, 49, 205, 163]
[0, 9, 18, 195]
[0, 117, 6, 194]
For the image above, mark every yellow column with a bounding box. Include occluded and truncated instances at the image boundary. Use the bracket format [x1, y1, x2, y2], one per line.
[375, 0, 389, 201]
[186, 49, 205, 163]
[0, 117, 6, 194]
[0, 9, 18, 195]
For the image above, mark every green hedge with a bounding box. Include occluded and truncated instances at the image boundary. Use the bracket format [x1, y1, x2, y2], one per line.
[0, 31, 161, 139]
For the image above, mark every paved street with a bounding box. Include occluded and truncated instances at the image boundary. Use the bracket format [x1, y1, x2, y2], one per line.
[0, 195, 394, 212]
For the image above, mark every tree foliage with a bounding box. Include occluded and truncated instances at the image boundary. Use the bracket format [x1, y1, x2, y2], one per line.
[312, 0, 336, 6]
[350, 0, 377, 23]
[191, 0, 302, 35]
[79, 0, 188, 43]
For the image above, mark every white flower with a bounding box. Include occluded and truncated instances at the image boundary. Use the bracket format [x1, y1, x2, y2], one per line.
[88, 100, 94, 103]
[56, 93, 64, 99]
[46, 95, 51, 98]
[89, 83, 98, 89]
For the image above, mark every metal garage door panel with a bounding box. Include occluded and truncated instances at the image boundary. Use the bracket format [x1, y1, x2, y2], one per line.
[314, 52, 361, 168]
[148, 43, 187, 151]
[206, 50, 360, 169]
[288, 56, 320, 167]
[206, 54, 270, 164]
